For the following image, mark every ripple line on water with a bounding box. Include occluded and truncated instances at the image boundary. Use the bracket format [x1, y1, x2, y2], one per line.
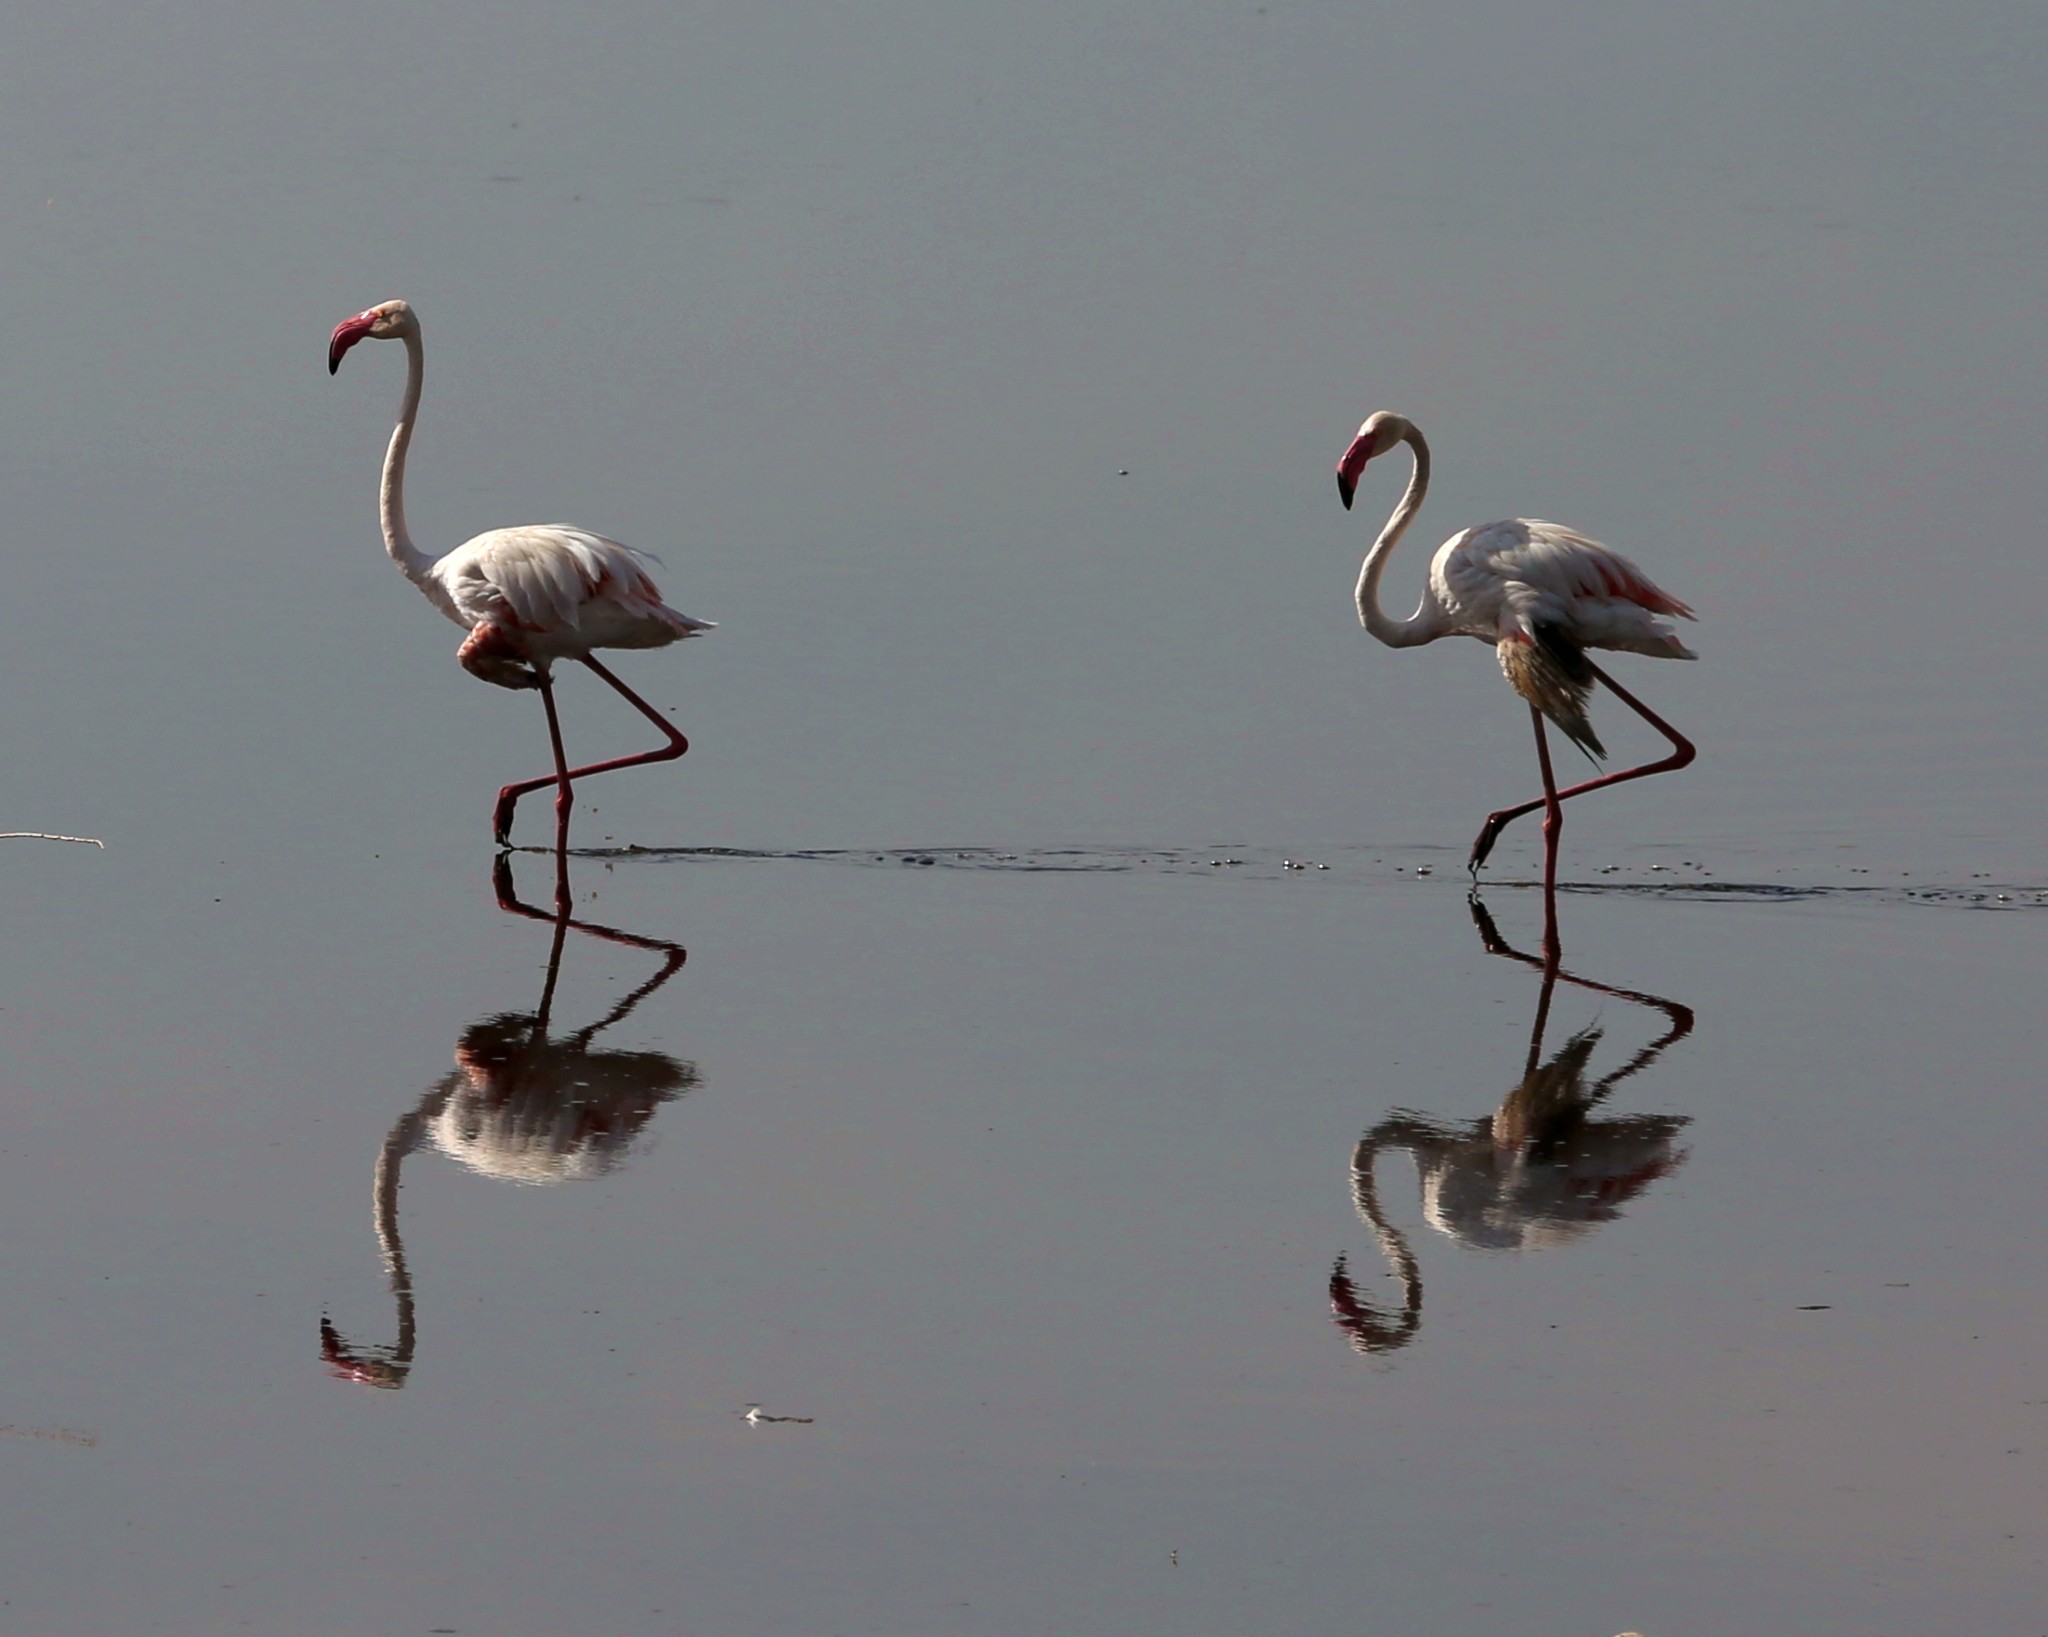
[550, 841, 2048, 909]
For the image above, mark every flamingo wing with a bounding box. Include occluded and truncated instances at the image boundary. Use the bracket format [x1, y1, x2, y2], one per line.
[435, 527, 637, 631]
[1511, 521, 1694, 621]
[1439, 520, 1695, 659]
[434, 527, 714, 646]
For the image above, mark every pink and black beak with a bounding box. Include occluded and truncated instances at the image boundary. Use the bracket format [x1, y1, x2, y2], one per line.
[328, 309, 378, 375]
[1336, 430, 1375, 511]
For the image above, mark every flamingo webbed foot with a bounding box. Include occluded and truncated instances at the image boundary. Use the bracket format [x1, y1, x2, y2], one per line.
[1468, 810, 1515, 875]
[492, 788, 522, 849]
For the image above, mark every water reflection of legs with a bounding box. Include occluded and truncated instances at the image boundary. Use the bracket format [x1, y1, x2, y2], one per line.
[491, 852, 689, 1034]
[1330, 893, 1693, 1358]
[322, 856, 694, 1388]
[1466, 891, 1694, 1065]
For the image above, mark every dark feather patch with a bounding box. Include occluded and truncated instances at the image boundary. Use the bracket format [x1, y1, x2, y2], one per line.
[1498, 628, 1605, 760]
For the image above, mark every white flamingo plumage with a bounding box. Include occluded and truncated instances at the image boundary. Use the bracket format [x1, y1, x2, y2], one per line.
[1337, 411, 1696, 899]
[328, 299, 713, 846]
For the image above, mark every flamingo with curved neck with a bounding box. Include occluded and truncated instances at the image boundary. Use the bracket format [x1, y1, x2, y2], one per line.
[1329, 893, 1693, 1357]
[329, 299, 713, 847]
[1337, 410, 1697, 909]
[320, 853, 696, 1389]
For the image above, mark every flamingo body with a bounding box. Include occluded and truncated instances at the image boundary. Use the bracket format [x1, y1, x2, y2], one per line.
[1426, 519, 1695, 664]
[424, 525, 712, 667]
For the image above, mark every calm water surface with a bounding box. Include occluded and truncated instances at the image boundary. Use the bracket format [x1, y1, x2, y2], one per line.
[3, 842, 2046, 1634]
[0, 0, 2042, 1631]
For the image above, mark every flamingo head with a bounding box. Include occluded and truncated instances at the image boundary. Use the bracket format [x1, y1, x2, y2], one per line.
[328, 299, 417, 374]
[1336, 411, 1412, 510]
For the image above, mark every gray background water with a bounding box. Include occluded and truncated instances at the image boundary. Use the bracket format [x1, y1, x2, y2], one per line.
[0, 1, 2041, 1632]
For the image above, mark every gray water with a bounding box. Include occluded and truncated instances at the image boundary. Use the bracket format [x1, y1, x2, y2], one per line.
[0, 1, 2042, 1632]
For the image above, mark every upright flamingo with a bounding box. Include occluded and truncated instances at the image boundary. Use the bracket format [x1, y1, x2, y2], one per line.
[328, 300, 713, 846]
[1337, 412, 1696, 895]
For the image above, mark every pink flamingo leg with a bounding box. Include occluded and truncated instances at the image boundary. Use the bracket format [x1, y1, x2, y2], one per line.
[493, 654, 690, 847]
[1526, 707, 1565, 962]
[536, 676, 575, 853]
[1468, 659, 1696, 877]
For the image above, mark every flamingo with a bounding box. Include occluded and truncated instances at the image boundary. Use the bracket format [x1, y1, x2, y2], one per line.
[328, 300, 713, 847]
[1337, 411, 1696, 896]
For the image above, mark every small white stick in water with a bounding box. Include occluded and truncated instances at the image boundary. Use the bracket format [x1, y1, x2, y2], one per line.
[0, 833, 103, 847]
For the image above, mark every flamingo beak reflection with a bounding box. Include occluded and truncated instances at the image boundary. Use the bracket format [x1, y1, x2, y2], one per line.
[328, 312, 377, 375]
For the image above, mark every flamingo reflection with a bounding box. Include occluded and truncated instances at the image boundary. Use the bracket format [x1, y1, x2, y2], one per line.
[322, 854, 697, 1388]
[1330, 894, 1693, 1356]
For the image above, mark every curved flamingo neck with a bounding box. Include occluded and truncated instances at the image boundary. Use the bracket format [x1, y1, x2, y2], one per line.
[1356, 424, 1443, 648]
[380, 330, 436, 586]
[1334, 1129, 1425, 1352]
